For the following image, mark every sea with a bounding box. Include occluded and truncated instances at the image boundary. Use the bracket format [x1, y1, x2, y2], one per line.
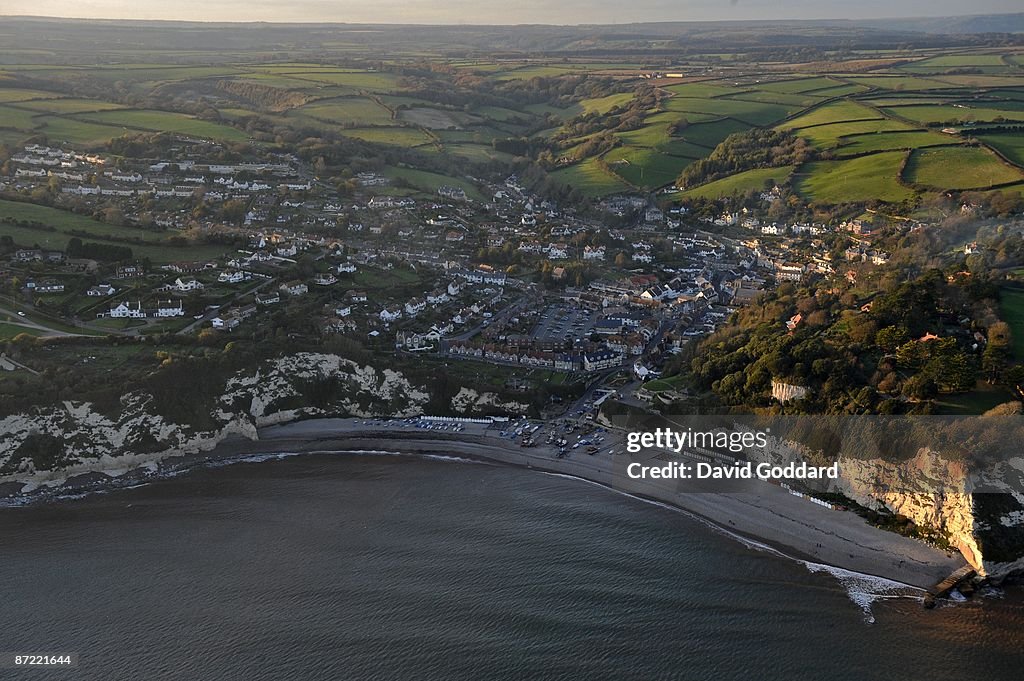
[0, 452, 1021, 681]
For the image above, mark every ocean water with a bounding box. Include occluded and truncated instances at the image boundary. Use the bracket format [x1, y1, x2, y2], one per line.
[0, 453, 1021, 680]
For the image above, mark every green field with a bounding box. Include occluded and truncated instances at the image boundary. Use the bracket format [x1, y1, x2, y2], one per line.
[663, 82, 746, 98]
[339, 126, 435, 146]
[34, 116, 142, 145]
[883, 104, 1024, 125]
[676, 118, 751, 148]
[843, 75, 955, 91]
[682, 166, 796, 199]
[979, 133, 1024, 167]
[12, 98, 125, 114]
[904, 147, 1023, 190]
[794, 118, 915, 147]
[724, 90, 823, 108]
[805, 84, 871, 98]
[550, 158, 631, 196]
[999, 288, 1024, 359]
[659, 97, 796, 126]
[836, 131, 957, 155]
[0, 88, 64, 103]
[932, 75, 1024, 88]
[0, 199, 228, 262]
[384, 166, 484, 200]
[778, 101, 883, 129]
[795, 152, 915, 203]
[604, 146, 693, 188]
[758, 77, 842, 94]
[75, 109, 250, 141]
[296, 97, 394, 125]
[0, 104, 39, 130]
[579, 93, 635, 114]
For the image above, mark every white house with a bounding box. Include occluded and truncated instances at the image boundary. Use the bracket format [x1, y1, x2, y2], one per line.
[583, 245, 606, 260]
[405, 298, 427, 316]
[426, 289, 450, 305]
[86, 283, 117, 297]
[218, 271, 245, 284]
[279, 281, 309, 296]
[106, 301, 146, 319]
[380, 306, 403, 323]
[154, 300, 184, 317]
[174, 277, 204, 292]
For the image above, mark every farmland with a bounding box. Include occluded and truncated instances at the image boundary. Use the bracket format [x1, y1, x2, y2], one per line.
[795, 152, 916, 204]
[0, 199, 227, 263]
[904, 147, 1023, 190]
[999, 288, 1024, 360]
[1, 42, 1023, 207]
[681, 166, 796, 200]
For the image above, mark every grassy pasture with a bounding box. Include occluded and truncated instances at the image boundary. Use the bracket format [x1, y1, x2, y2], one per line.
[794, 119, 916, 147]
[88, 66, 244, 82]
[931, 75, 1024, 89]
[904, 146, 1023, 189]
[443, 144, 515, 163]
[662, 82, 748, 98]
[676, 118, 751, 148]
[999, 288, 1024, 359]
[842, 75, 955, 91]
[75, 109, 249, 141]
[296, 97, 393, 125]
[659, 97, 794, 126]
[682, 166, 796, 199]
[757, 77, 841, 94]
[0, 200, 226, 262]
[604, 146, 693, 188]
[0, 88, 65, 103]
[257, 70, 401, 91]
[903, 54, 1009, 69]
[0, 105, 38, 130]
[724, 90, 823, 107]
[579, 93, 635, 114]
[550, 158, 631, 196]
[35, 116, 144, 145]
[384, 166, 484, 200]
[803, 84, 871, 97]
[778, 101, 883, 129]
[795, 152, 915, 203]
[836, 130, 957, 155]
[660, 139, 714, 158]
[978, 132, 1024, 167]
[338, 126, 435, 146]
[883, 104, 1024, 125]
[11, 98, 125, 114]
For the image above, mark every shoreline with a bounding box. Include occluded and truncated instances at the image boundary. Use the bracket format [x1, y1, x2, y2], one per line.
[1, 417, 967, 590]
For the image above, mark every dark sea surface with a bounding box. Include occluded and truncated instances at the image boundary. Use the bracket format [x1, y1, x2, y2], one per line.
[1, 452, 1021, 681]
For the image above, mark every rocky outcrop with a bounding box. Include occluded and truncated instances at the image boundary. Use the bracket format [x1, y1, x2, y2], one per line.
[450, 387, 529, 415]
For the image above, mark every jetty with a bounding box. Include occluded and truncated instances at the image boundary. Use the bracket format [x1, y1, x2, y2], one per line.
[923, 564, 977, 607]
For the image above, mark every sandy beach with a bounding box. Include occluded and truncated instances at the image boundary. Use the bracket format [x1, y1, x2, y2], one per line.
[246, 418, 966, 590]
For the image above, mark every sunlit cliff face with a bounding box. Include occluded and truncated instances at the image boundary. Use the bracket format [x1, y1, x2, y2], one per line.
[0, 0, 1020, 24]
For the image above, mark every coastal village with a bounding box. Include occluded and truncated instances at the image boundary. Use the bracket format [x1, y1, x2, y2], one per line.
[0, 139, 934, 407]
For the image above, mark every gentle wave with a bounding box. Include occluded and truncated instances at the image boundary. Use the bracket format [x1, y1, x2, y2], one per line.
[539, 470, 923, 623]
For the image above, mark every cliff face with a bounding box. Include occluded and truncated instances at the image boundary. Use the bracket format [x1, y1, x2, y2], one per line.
[0, 353, 437, 488]
[835, 449, 1024, 581]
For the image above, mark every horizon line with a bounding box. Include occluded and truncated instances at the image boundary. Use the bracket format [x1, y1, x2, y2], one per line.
[0, 11, 1022, 28]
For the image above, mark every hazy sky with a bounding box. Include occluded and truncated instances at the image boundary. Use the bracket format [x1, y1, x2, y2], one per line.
[0, 1, 1020, 25]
